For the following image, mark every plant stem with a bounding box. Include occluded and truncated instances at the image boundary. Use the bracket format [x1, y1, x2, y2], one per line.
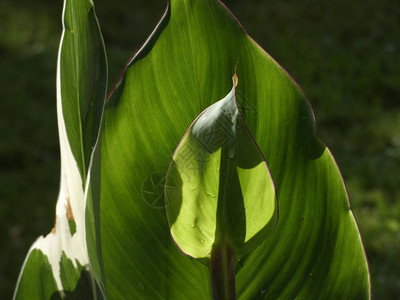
[210, 242, 236, 300]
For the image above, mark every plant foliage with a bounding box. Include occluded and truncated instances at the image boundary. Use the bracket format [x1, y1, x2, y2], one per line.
[14, 0, 370, 299]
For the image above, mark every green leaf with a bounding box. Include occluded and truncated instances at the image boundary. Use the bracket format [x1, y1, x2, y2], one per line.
[61, 0, 107, 180]
[165, 74, 277, 261]
[13, 0, 107, 298]
[100, 0, 369, 298]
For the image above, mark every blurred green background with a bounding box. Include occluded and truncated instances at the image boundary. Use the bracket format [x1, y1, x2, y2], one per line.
[1, 0, 399, 298]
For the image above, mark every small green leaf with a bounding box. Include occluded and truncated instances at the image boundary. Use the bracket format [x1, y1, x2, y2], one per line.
[165, 74, 277, 261]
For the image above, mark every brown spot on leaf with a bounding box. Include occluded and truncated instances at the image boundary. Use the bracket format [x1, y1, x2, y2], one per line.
[66, 196, 77, 235]
[51, 215, 57, 234]
[49, 197, 75, 235]
[66, 196, 74, 221]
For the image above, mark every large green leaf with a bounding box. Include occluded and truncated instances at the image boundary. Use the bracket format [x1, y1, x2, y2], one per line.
[13, 0, 107, 298]
[100, 0, 369, 299]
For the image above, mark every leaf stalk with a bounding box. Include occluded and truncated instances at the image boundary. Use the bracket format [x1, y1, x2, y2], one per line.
[210, 241, 236, 300]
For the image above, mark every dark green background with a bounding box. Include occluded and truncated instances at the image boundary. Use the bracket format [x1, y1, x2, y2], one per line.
[1, 0, 399, 298]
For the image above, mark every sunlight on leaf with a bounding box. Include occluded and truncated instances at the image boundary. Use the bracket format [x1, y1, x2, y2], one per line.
[165, 73, 277, 261]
